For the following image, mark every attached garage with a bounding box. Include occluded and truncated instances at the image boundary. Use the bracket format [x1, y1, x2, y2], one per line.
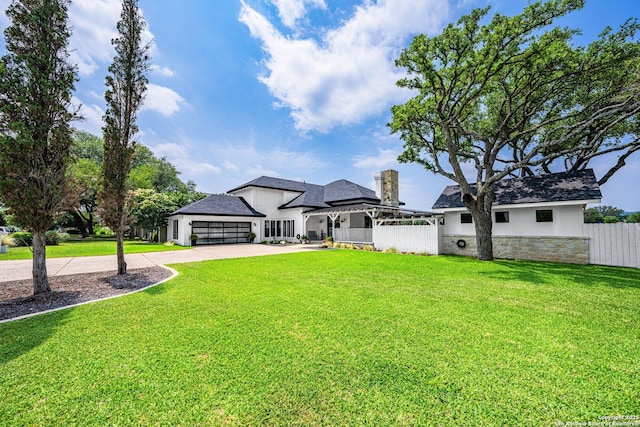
[167, 194, 265, 246]
[191, 221, 251, 245]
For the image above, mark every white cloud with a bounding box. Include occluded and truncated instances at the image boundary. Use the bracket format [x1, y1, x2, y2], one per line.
[150, 65, 176, 78]
[240, 0, 450, 132]
[68, 0, 154, 76]
[73, 96, 104, 135]
[271, 0, 327, 29]
[172, 159, 222, 175]
[68, 0, 120, 76]
[143, 84, 185, 117]
[223, 161, 240, 171]
[151, 142, 190, 159]
[247, 165, 279, 177]
[353, 148, 399, 169]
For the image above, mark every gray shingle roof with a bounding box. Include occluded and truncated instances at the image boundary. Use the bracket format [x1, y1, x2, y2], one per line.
[171, 194, 265, 217]
[228, 176, 319, 194]
[324, 179, 379, 204]
[432, 169, 602, 209]
[229, 176, 381, 209]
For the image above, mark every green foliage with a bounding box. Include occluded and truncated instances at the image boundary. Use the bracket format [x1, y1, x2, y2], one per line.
[1, 252, 638, 424]
[99, 0, 150, 273]
[45, 231, 70, 246]
[390, 0, 640, 260]
[130, 188, 206, 238]
[604, 215, 620, 224]
[94, 227, 114, 237]
[12, 230, 71, 246]
[130, 145, 188, 192]
[10, 231, 32, 246]
[0, 0, 77, 233]
[625, 212, 640, 223]
[70, 130, 104, 164]
[584, 205, 625, 223]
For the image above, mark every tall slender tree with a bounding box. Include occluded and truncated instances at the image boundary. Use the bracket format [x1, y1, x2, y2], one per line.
[99, 0, 150, 275]
[0, 0, 78, 294]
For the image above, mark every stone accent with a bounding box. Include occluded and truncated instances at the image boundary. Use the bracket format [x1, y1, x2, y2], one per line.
[443, 234, 590, 264]
[377, 169, 399, 207]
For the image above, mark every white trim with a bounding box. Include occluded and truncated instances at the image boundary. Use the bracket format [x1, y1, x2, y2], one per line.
[437, 199, 600, 213]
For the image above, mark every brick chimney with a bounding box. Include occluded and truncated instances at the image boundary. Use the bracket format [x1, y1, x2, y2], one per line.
[375, 169, 399, 207]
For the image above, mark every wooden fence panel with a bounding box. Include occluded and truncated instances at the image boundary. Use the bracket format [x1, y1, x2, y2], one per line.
[583, 223, 640, 268]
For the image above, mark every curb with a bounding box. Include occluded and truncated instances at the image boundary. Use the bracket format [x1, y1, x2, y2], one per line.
[0, 265, 179, 325]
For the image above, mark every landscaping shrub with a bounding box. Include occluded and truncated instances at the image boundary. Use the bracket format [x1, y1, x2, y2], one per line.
[45, 231, 70, 246]
[94, 226, 114, 237]
[383, 246, 399, 253]
[1, 233, 16, 247]
[10, 231, 32, 247]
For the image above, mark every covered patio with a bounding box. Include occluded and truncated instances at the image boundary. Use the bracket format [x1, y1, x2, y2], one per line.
[302, 203, 436, 244]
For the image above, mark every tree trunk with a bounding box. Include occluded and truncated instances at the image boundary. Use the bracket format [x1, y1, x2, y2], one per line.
[87, 213, 95, 235]
[69, 209, 89, 238]
[32, 230, 51, 294]
[472, 208, 494, 261]
[464, 187, 495, 261]
[116, 229, 127, 275]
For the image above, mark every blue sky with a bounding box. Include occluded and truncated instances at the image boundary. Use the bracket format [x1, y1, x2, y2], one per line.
[1, 0, 639, 211]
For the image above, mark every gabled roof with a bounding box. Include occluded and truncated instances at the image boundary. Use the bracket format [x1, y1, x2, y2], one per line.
[228, 176, 319, 194]
[432, 169, 602, 210]
[280, 185, 329, 209]
[229, 176, 382, 209]
[324, 179, 379, 204]
[171, 194, 265, 217]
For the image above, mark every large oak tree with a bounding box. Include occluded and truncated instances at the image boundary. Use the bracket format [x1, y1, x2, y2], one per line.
[390, 0, 640, 261]
[0, 0, 77, 294]
[99, 0, 150, 275]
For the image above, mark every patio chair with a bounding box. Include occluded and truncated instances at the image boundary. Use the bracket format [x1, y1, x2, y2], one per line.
[307, 230, 318, 241]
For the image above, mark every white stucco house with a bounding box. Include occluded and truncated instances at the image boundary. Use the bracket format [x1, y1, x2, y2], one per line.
[167, 168, 606, 265]
[431, 169, 602, 262]
[167, 170, 430, 246]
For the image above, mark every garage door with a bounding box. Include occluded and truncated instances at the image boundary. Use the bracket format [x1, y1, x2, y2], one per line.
[191, 221, 252, 245]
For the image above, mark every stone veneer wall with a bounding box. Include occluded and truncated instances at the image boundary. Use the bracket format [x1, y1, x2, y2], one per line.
[443, 234, 590, 264]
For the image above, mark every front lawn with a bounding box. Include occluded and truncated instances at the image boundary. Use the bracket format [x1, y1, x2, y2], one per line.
[0, 238, 189, 260]
[0, 251, 638, 425]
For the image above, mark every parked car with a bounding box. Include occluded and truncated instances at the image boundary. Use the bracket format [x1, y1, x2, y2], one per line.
[0, 226, 14, 234]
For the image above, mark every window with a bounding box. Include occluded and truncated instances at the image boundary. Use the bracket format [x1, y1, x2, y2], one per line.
[536, 209, 553, 222]
[264, 220, 295, 238]
[364, 216, 373, 229]
[495, 212, 509, 223]
[172, 219, 178, 239]
[461, 213, 473, 223]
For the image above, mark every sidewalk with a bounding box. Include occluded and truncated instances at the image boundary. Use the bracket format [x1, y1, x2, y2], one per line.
[0, 243, 321, 283]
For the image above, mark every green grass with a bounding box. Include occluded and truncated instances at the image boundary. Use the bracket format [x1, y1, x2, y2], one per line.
[0, 238, 189, 260]
[1, 251, 638, 425]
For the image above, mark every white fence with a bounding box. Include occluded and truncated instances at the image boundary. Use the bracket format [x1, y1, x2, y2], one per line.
[372, 221, 442, 254]
[583, 223, 640, 268]
[333, 228, 372, 243]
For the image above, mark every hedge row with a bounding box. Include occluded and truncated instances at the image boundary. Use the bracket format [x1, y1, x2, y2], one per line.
[9, 231, 71, 247]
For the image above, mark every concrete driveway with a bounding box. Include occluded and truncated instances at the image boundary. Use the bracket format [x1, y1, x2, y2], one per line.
[0, 243, 320, 283]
